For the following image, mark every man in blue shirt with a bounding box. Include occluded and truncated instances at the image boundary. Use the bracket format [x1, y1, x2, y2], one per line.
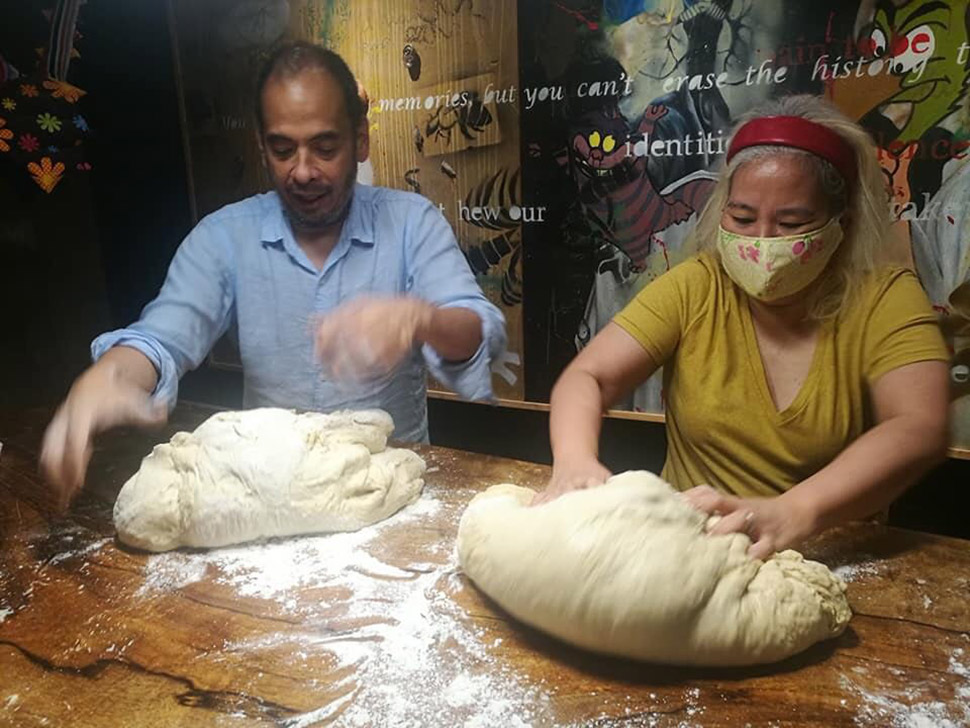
[41, 42, 506, 507]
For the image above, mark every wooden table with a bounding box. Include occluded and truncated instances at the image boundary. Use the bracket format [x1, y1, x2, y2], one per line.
[1, 404, 968, 727]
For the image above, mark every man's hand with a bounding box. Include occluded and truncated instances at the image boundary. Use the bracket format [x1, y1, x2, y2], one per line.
[532, 456, 612, 506]
[682, 485, 817, 561]
[40, 359, 166, 511]
[313, 297, 435, 383]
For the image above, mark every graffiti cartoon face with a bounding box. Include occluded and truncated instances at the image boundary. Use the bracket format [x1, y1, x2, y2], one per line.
[862, 0, 969, 140]
[571, 108, 631, 180]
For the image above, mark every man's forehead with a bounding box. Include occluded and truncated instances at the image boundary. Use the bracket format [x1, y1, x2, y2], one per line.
[261, 70, 348, 125]
[264, 67, 344, 102]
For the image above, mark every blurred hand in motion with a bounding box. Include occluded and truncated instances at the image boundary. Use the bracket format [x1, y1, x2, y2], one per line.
[41, 358, 166, 511]
[313, 297, 434, 384]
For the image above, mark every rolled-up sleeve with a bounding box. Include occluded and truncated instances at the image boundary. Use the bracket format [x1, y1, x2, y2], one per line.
[405, 201, 507, 401]
[91, 218, 236, 409]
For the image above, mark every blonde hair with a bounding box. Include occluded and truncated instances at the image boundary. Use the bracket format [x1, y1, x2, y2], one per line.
[689, 95, 891, 320]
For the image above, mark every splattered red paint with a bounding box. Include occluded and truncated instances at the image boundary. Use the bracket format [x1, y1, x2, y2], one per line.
[553, 2, 598, 30]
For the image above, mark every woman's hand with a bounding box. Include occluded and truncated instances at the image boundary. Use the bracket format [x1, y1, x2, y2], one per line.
[532, 457, 612, 506]
[682, 485, 817, 561]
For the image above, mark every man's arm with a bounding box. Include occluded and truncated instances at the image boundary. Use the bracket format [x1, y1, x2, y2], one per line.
[406, 201, 507, 397]
[92, 217, 237, 407]
[415, 305, 482, 362]
[40, 346, 164, 508]
[313, 199, 506, 395]
[41, 217, 236, 506]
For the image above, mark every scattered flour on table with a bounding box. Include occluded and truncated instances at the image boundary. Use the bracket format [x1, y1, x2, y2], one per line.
[831, 558, 885, 583]
[135, 494, 552, 727]
[1, 526, 114, 626]
[841, 647, 970, 727]
[47, 538, 111, 566]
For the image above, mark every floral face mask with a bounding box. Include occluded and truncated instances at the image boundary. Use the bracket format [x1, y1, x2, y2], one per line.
[716, 216, 844, 302]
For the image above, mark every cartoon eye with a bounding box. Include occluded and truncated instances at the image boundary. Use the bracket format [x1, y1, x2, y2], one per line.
[588, 130, 601, 148]
[868, 27, 888, 57]
[602, 134, 616, 153]
[890, 24, 936, 75]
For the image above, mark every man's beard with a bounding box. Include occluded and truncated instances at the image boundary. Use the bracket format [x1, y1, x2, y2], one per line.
[279, 158, 358, 232]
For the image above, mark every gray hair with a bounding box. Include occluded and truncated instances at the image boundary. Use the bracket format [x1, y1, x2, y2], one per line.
[727, 145, 849, 217]
[689, 95, 892, 319]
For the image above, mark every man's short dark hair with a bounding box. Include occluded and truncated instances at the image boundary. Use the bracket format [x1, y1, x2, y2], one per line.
[255, 41, 364, 133]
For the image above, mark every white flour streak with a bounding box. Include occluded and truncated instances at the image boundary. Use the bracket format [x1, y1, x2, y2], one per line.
[47, 538, 111, 565]
[832, 559, 884, 583]
[841, 647, 970, 727]
[137, 494, 549, 726]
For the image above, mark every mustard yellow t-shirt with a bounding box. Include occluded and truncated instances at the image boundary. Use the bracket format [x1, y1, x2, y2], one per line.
[614, 253, 949, 497]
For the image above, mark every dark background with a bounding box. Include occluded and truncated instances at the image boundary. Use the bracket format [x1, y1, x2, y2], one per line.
[1, 0, 967, 539]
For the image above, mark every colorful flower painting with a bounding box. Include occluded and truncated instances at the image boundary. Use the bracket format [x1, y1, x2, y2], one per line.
[20, 83, 38, 97]
[72, 114, 88, 132]
[0, 117, 13, 152]
[18, 133, 39, 152]
[1, 98, 15, 111]
[27, 156, 66, 193]
[37, 112, 61, 133]
[42, 79, 86, 103]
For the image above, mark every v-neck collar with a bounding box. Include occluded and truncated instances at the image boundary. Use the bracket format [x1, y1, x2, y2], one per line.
[739, 297, 830, 424]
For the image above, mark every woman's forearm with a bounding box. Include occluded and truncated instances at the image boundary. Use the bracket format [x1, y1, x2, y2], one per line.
[782, 414, 948, 535]
[549, 368, 607, 463]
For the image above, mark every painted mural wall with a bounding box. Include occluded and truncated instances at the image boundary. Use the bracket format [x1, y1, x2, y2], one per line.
[170, 0, 970, 448]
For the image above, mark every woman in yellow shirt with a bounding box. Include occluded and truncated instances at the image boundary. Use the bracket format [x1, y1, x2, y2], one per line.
[538, 95, 951, 560]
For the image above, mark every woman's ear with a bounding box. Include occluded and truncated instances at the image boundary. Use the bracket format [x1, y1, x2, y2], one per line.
[838, 212, 852, 234]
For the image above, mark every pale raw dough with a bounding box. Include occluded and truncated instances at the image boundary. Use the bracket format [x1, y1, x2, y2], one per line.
[114, 408, 426, 552]
[457, 471, 851, 667]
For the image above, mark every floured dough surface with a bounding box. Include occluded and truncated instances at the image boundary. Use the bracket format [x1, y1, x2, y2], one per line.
[114, 408, 426, 552]
[457, 471, 851, 667]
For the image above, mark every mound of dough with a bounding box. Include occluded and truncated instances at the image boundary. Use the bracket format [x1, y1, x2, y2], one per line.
[457, 471, 851, 667]
[114, 408, 426, 552]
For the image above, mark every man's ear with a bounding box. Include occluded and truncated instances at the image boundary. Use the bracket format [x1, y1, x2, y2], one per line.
[255, 129, 267, 168]
[356, 118, 370, 164]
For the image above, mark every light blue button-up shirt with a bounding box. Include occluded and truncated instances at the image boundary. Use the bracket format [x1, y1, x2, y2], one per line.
[92, 184, 507, 442]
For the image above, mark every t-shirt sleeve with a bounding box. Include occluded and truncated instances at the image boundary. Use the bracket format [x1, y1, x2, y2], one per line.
[613, 256, 712, 366]
[863, 268, 950, 384]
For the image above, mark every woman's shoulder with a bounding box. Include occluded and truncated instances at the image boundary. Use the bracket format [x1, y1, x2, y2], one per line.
[856, 265, 929, 303]
[651, 252, 721, 288]
[844, 264, 937, 325]
[629, 252, 730, 323]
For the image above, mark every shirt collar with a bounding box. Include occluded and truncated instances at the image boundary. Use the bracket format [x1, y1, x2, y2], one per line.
[260, 185, 375, 248]
[259, 192, 288, 245]
[343, 183, 375, 246]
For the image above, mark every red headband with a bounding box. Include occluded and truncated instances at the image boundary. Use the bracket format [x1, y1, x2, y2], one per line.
[726, 116, 857, 185]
